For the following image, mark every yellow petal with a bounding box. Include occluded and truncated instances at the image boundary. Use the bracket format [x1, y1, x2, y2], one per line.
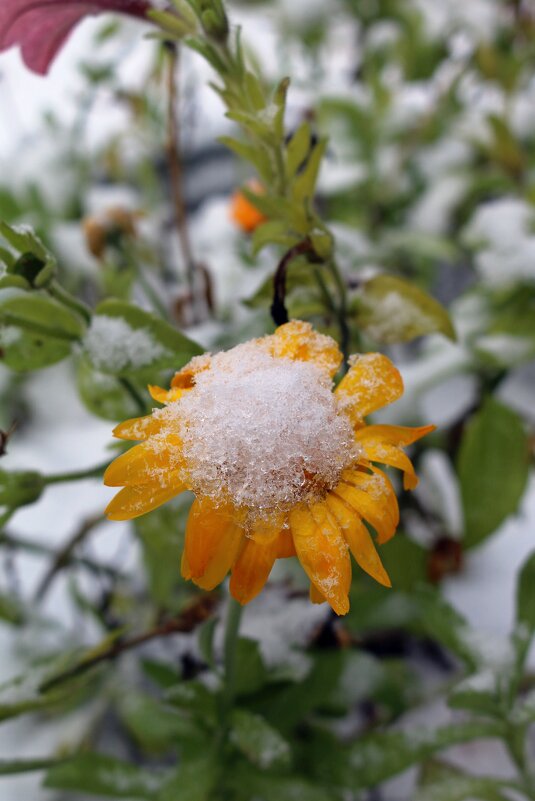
[103, 438, 184, 487]
[148, 385, 185, 404]
[325, 492, 391, 587]
[112, 414, 165, 441]
[289, 502, 351, 616]
[105, 483, 183, 521]
[183, 497, 245, 591]
[229, 536, 280, 605]
[171, 355, 211, 388]
[356, 423, 435, 448]
[341, 467, 399, 528]
[333, 474, 397, 545]
[335, 353, 403, 422]
[276, 529, 296, 558]
[358, 443, 419, 490]
[266, 320, 343, 377]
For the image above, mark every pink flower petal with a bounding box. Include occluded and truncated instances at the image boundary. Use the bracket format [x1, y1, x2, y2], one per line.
[0, 0, 150, 75]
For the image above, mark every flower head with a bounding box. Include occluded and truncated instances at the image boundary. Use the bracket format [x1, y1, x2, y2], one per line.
[104, 321, 434, 614]
[0, 0, 150, 75]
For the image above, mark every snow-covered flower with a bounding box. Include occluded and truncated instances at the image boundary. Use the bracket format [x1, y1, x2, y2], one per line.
[0, 0, 150, 75]
[104, 321, 434, 614]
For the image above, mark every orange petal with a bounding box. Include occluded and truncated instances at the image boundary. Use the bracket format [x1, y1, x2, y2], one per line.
[105, 483, 183, 521]
[333, 473, 397, 545]
[325, 492, 391, 587]
[112, 414, 165, 441]
[355, 423, 436, 448]
[230, 536, 280, 604]
[183, 497, 245, 591]
[171, 354, 211, 388]
[358, 443, 419, 491]
[248, 511, 288, 545]
[266, 320, 343, 377]
[148, 385, 185, 404]
[309, 583, 327, 604]
[276, 529, 296, 558]
[289, 502, 351, 616]
[103, 439, 184, 487]
[335, 353, 403, 422]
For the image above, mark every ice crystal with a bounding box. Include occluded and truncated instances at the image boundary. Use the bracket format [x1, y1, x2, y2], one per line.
[83, 315, 166, 373]
[155, 343, 356, 518]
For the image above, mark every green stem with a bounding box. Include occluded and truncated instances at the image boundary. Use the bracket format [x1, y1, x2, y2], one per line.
[48, 281, 92, 325]
[326, 260, 350, 367]
[220, 596, 243, 728]
[43, 461, 109, 485]
[118, 377, 148, 415]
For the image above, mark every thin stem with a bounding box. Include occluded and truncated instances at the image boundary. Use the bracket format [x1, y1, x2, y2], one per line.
[48, 281, 92, 325]
[165, 44, 197, 292]
[39, 595, 218, 693]
[43, 461, 109, 486]
[118, 377, 148, 415]
[220, 596, 243, 727]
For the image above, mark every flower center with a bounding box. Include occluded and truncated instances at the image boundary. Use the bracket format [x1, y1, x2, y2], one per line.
[163, 344, 355, 518]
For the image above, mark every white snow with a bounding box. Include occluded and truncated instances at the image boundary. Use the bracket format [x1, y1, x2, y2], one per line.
[83, 315, 166, 373]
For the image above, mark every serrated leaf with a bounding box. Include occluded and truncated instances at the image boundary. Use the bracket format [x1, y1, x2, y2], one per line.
[44, 753, 166, 799]
[230, 709, 290, 769]
[355, 275, 455, 343]
[458, 398, 529, 548]
[88, 299, 203, 377]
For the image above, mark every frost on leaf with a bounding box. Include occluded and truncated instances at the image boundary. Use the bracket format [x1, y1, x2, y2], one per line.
[83, 315, 166, 373]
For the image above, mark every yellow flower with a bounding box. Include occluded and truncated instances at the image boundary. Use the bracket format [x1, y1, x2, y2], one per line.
[104, 321, 434, 615]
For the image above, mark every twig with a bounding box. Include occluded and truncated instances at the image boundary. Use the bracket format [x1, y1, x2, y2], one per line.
[1, 531, 124, 584]
[165, 44, 197, 294]
[34, 513, 106, 602]
[39, 595, 219, 693]
[271, 238, 321, 326]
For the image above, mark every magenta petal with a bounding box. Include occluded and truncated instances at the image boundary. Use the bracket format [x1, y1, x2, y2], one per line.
[0, 0, 150, 75]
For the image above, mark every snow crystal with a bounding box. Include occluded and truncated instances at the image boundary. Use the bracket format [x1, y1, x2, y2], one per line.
[83, 315, 166, 373]
[154, 342, 356, 519]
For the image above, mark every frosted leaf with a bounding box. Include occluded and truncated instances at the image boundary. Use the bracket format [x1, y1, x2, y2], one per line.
[83, 315, 166, 373]
[0, 326, 22, 347]
[153, 341, 357, 519]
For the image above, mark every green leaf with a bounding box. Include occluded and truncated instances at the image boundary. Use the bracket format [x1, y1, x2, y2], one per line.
[44, 753, 166, 799]
[233, 638, 267, 696]
[134, 495, 191, 607]
[251, 220, 297, 255]
[0, 593, 25, 625]
[516, 551, 535, 633]
[292, 137, 327, 202]
[448, 672, 502, 717]
[309, 721, 505, 790]
[118, 693, 201, 753]
[0, 469, 44, 510]
[416, 760, 511, 801]
[354, 275, 455, 343]
[218, 136, 271, 181]
[198, 616, 218, 670]
[76, 358, 144, 421]
[458, 399, 529, 548]
[229, 763, 338, 801]
[0, 289, 84, 371]
[88, 299, 203, 377]
[0, 221, 56, 283]
[230, 709, 290, 769]
[158, 753, 219, 801]
[379, 534, 427, 591]
[286, 122, 312, 178]
[165, 680, 218, 727]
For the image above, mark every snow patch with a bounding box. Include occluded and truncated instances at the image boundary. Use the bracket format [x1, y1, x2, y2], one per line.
[83, 315, 166, 373]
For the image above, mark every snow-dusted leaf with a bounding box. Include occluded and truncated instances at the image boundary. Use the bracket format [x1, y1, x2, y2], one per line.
[354, 275, 455, 343]
[0, 221, 56, 281]
[44, 753, 167, 799]
[458, 398, 529, 548]
[448, 671, 502, 717]
[118, 693, 201, 753]
[76, 357, 144, 421]
[85, 299, 203, 376]
[0, 289, 83, 371]
[230, 709, 290, 769]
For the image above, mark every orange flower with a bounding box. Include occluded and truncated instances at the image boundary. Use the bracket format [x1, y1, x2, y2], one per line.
[230, 180, 267, 233]
[104, 321, 434, 614]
